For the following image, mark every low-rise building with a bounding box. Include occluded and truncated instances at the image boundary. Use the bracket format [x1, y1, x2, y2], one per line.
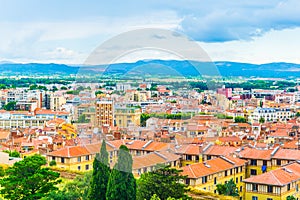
[244, 162, 300, 200]
[181, 156, 247, 199]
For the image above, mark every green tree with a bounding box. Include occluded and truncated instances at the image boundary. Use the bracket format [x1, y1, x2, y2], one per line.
[234, 116, 247, 123]
[60, 86, 68, 90]
[296, 112, 300, 117]
[88, 140, 110, 200]
[106, 145, 136, 200]
[216, 178, 239, 197]
[3, 101, 16, 111]
[259, 117, 265, 124]
[49, 160, 56, 167]
[77, 115, 90, 123]
[95, 91, 103, 96]
[137, 165, 190, 200]
[45, 171, 92, 200]
[3, 150, 20, 158]
[287, 195, 296, 200]
[0, 154, 61, 200]
[0, 166, 5, 177]
[150, 194, 161, 200]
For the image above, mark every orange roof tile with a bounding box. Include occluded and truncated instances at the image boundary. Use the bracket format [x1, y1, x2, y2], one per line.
[238, 147, 273, 160]
[243, 162, 300, 186]
[203, 145, 238, 156]
[181, 156, 246, 178]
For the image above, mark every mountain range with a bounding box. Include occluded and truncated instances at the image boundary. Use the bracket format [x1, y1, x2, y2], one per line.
[1, 60, 300, 78]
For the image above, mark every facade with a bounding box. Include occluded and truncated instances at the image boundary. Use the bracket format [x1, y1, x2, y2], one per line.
[47, 143, 118, 171]
[244, 162, 300, 200]
[50, 94, 66, 111]
[0, 109, 70, 128]
[250, 107, 294, 123]
[114, 107, 141, 128]
[181, 156, 247, 199]
[96, 98, 114, 127]
[217, 86, 232, 99]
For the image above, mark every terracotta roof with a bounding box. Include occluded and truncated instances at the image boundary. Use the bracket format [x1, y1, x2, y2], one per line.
[47, 143, 115, 158]
[238, 147, 273, 160]
[181, 156, 246, 178]
[175, 144, 202, 155]
[0, 130, 10, 140]
[243, 162, 300, 186]
[133, 151, 180, 170]
[273, 149, 300, 160]
[203, 145, 238, 156]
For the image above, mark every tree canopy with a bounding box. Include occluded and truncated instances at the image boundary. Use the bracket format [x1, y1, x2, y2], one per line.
[0, 154, 61, 200]
[216, 178, 239, 197]
[45, 171, 92, 200]
[137, 165, 190, 200]
[88, 140, 110, 200]
[106, 145, 136, 200]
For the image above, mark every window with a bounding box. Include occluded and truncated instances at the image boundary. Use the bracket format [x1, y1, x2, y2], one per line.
[250, 160, 257, 166]
[263, 160, 267, 166]
[202, 176, 207, 184]
[236, 177, 238, 183]
[207, 155, 211, 160]
[252, 196, 258, 200]
[214, 177, 217, 185]
[61, 157, 65, 163]
[267, 186, 273, 193]
[276, 159, 281, 166]
[85, 155, 89, 161]
[252, 184, 258, 191]
[267, 198, 273, 200]
[225, 171, 228, 177]
[240, 176, 243, 182]
[250, 169, 257, 176]
[240, 186, 242, 192]
[52, 156, 55, 161]
[77, 157, 81, 162]
[230, 169, 233, 175]
[85, 164, 89, 170]
[77, 166, 81, 171]
[287, 183, 291, 191]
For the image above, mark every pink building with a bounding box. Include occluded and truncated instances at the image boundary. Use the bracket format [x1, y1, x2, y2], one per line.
[217, 86, 232, 98]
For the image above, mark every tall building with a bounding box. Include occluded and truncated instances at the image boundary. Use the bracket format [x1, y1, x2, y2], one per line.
[96, 98, 114, 127]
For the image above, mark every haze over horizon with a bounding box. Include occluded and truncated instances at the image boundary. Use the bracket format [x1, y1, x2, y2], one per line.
[1, 1, 300, 64]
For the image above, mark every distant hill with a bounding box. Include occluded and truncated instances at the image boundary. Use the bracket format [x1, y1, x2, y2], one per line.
[1, 60, 300, 78]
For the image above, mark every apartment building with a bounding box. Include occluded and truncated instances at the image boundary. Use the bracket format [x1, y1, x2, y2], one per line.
[244, 162, 300, 200]
[114, 106, 141, 128]
[96, 98, 114, 127]
[181, 156, 247, 199]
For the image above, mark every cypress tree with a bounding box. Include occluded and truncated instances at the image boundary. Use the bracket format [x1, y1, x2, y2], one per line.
[106, 145, 136, 200]
[88, 140, 110, 200]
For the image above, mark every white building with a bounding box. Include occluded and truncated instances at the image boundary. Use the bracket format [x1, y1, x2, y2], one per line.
[250, 107, 294, 123]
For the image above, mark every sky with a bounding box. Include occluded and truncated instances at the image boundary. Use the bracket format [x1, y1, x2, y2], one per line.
[0, 0, 300, 64]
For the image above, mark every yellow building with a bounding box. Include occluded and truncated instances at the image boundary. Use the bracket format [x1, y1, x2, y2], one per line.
[181, 155, 247, 199]
[174, 144, 202, 166]
[244, 161, 300, 200]
[237, 147, 274, 178]
[96, 98, 114, 127]
[125, 90, 150, 102]
[46, 143, 118, 171]
[114, 107, 141, 128]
